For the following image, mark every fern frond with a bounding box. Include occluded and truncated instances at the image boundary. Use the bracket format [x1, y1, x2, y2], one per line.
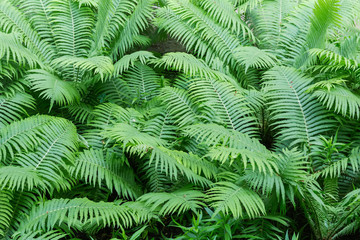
[155, 7, 216, 63]
[138, 187, 206, 215]
[113, 51, 156, 76]
[263, 66, 334, 148]
[141, 160, 171, 192]
[307, 0, 341, 50]
[26, 69, 81, 108]
[104, 123, 167, 149]
[234, 46, 278, 72]
[95, 77, 132, 105]
[51, 0, 94, 57]
[0, 166, 45, 191]
[189, 79, 257, 135]
[0, 115, 54, 161]
[165, 0, 242, 67]
[110, 0, 155, 58]
[66, 103, 94, 124]
[243, 148, 308, 203]
[70, 149, 141, 199]
[13, 230, 67, 240]
[83, 103, 138, 148]
[15, 118, 78, 189]
[0, 190, 12, 238]
[148, 147, 214, 186]
[252, 0, 297, 50]
[19, 198, 151, 231]
[207, 182, 265, 219]
[183, 124, 268, 153]
[0, 92, 35, 128]
[277, 1, 314, 66]
[0, 0, 55, 61]
[3, 190, 38, 238]
[311, 86, 360, 119]
[143, 108, 178, 142]
[0, 32, 44, 68]
[199, 0, 255, 40]
[160, 87, 201, 127]
[18, 0, 58, 52]
[309, 48, 358, 70]
[123, 63, 161, 103]
[52, 56, 114, 79]
[206, 146, 275, 173]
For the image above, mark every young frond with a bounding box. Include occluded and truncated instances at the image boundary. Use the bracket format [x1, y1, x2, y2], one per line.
[207, 182, 265, 219]
[138, 187, 206, 216]
[263, 66, 335, 148]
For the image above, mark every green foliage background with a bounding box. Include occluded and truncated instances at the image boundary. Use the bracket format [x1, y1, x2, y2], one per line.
[0, 0, 360, 239]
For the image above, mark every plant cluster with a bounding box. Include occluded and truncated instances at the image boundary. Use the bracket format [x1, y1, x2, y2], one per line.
[0, 0, 360, 239]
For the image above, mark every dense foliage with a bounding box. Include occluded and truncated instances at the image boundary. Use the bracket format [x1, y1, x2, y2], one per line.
[1, 0, 360, 239]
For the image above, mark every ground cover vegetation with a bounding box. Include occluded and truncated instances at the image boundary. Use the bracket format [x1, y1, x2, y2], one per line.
[0, 0, 360, 239]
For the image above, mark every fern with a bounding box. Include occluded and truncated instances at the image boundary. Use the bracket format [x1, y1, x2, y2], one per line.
[263, 66, 335, 148]
[138, 187, 206, 215]
[207, 182, 265, 219]
[70, 149, 141, 199]
[311, 86, 360, 119]
[0, 92, 35, 128]
[18, 198, 153, 232]
[26, 69, 81, 109]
